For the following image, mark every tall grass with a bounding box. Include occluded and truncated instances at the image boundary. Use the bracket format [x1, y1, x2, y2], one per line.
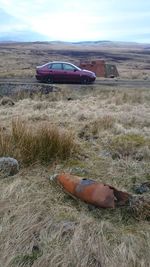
[0, 131, 13, 157]
[0, 119, 77, 165]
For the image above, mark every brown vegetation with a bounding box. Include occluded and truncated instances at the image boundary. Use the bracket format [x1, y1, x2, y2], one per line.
[0, 119, 77, 165]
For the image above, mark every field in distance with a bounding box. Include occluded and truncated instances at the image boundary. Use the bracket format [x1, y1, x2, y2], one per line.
[0, 41, 150, 80]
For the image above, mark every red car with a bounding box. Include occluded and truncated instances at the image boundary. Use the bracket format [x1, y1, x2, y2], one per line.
[36, 61, 96, 84]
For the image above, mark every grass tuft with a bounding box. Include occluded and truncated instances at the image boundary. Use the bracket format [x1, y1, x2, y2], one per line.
[0, 130, 13, 157]
[0, 119, 77, 165]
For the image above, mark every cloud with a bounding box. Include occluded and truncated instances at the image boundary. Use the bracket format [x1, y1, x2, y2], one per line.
[0, 8, 28, 33]
[0, 0, 150, 42]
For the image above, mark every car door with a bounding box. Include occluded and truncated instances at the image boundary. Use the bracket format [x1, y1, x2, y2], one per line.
[50, 63, 64, 82]
[62, 63, 80, 83]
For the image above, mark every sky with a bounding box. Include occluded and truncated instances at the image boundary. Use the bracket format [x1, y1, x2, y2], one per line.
[0, 0, 150, 43]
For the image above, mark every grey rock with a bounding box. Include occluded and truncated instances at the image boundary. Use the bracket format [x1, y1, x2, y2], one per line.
[132, 182, 150, 194]
[0, 97, 15, 106]
[0, 157, 19, 177]
[70, 167, 88, 175]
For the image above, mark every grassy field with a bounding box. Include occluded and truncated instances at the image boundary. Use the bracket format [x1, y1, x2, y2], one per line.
[0, 42, 150, 267]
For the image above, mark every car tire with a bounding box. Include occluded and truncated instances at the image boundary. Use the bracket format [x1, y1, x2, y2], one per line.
[46, 75, 53, 84]
[80, 77, 89, 84]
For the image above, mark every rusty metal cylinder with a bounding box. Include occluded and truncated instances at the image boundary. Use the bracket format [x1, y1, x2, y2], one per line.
[55, 173, 130, 208]
[55, 173, 116, 208]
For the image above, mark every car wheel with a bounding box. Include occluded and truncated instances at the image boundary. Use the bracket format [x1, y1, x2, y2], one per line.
[80, 77, 89, 84]
[46, 75, 53, 84]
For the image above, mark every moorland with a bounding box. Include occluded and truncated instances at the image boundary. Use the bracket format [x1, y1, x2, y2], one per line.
[0, 41, 150, 267]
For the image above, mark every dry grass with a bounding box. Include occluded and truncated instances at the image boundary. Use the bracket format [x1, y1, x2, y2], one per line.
[0, 119, 77, 165]
[105, 134, 150, 160]
[0, 66, 150, 266]
[0, 42, 150, 267]
[78, 115, 115, 141]
[0, 168, 150, 267]
[129, 196, 150, 221]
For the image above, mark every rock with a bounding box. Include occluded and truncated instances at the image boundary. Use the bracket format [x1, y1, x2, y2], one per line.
[132, 182, 150, 194]
[0, 157, 19, 177]
[32, 245, 40, 253]
[70, 167, 89, 175]
[0, 97, 15, 106]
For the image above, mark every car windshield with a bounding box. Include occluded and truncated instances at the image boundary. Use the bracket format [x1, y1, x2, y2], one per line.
[71, 64, 81, 71]
[64, 63, 81, 71]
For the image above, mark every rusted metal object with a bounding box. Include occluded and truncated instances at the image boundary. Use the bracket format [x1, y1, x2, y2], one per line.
[79, 60, 105, 77]
[79, 60, 119, 78]
[53, 173, 130, 208]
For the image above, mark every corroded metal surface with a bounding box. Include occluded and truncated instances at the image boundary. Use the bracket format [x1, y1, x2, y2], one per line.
[79, 60, 119, 77]
[55, 173, 130, 208]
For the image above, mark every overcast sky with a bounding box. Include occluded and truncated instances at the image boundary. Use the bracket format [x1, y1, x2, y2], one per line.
[0, 0, 150, 43]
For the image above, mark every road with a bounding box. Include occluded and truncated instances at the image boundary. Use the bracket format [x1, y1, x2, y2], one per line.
[0, 77, 149, 89]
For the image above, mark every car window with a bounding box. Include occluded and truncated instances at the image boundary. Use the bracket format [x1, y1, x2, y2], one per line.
[51, 63, 62, 70]
[48, 64, 52, 69]
[63, 63, 76, 71]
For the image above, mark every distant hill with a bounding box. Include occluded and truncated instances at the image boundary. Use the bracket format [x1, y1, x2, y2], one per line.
[71, 40, 150, 49]
[0, 8, 150, 46]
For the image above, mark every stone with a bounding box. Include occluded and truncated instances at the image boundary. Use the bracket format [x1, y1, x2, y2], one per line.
[0, 157, 19, 177]
[0, 97, 15, 106]
[132, 182, 150, 194]
[70, 167, 89, 176]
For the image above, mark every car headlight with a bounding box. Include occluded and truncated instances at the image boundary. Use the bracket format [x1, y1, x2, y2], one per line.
[91, 72, 96, 77]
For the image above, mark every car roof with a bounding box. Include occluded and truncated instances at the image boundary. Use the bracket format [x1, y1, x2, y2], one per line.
[48, 61, 74, 64]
